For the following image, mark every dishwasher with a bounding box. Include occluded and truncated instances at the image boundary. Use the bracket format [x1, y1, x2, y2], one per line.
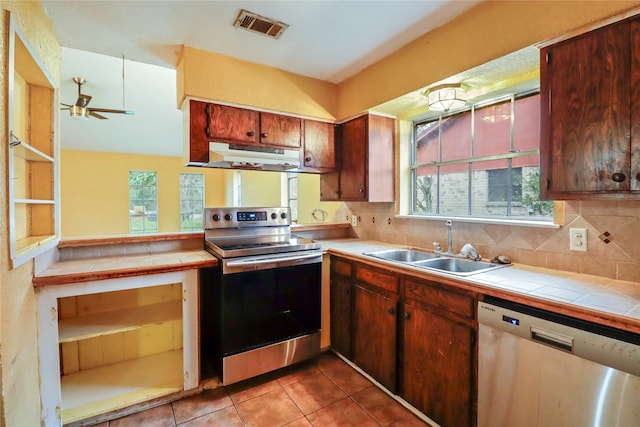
[478, 296, 640, 427]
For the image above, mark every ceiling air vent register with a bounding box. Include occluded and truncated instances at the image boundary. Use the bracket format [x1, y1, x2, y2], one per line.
[233, 9, 289, 39]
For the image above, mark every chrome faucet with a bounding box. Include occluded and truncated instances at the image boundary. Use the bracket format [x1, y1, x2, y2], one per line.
[434, 219, 482, 261]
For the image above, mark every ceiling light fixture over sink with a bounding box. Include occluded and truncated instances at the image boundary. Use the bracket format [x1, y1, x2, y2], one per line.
[424, 84, 468, 112]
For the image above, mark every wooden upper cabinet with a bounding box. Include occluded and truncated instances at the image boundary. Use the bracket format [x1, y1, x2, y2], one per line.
[205, 103, 260, 145]
[260, 112, 302, 148]
[205, 104, 300, 149]
[540, 17, 639, 199]
[302, 120, 335, 171]
[321, 114, 394, 201]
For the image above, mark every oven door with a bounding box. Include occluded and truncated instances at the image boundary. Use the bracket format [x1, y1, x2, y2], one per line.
[200, 252, 322, 385]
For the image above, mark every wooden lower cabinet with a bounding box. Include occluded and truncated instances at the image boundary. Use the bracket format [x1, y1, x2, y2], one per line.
[353, 285, 398, 392]
[329, 255, 477, 426]
[330, 272, 352, 359]
[402, 301, 475, 427]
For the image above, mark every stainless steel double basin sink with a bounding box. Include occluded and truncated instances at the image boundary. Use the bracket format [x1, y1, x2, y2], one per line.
[364, 248, 510, 276]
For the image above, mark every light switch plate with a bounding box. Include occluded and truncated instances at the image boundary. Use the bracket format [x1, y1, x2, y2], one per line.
[351, 215, 358, 227]
[569, 228, 587, 252]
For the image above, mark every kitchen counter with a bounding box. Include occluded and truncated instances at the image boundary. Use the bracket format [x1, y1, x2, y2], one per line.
[33, 249, 217, 286]
[33, 232, 217, 287]
[320, 238, 640, 334]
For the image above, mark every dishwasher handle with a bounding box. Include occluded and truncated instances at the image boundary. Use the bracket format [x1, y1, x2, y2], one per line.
[531, 326, 574, 353]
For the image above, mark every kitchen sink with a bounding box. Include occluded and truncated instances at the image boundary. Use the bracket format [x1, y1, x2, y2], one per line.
[364, 248, 510, 276]
[364, 249, 440, 263]
[411, 257, 507, 276]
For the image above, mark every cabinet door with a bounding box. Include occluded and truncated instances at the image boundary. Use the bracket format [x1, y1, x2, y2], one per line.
[205, 103, 260, 145]
[631, 19, 640, 192]
[339, 116, 368, 200]
[402, 303, 474, 427]
[330, 274, 352, 359]
[540, 21, 631, 198]
[303, 120, 335, 170]
[260, 112, 302, 148]
[367, 115, 395, 202]
[353, 285, 397, 392]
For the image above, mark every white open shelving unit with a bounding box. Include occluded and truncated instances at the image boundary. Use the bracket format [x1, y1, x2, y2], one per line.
[37, 271, 199, 426]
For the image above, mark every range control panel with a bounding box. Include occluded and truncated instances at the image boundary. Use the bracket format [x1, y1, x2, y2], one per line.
[204, 207, 290, 229]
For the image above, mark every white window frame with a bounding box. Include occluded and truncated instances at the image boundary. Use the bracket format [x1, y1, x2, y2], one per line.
[408, 90, 556, 226]
[179, 172, 204, 231]
[128, 170, 158, 233]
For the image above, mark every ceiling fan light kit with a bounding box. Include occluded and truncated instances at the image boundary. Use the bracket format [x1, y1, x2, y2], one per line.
[424, 84, 468, 112]
[69, 105, 89, 120]
[61, 76, 134, 120]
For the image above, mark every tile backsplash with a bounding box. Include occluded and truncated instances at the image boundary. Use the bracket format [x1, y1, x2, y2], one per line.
[337, 200, 640, 283]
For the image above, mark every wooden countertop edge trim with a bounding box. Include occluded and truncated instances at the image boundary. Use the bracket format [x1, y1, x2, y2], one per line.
[326, 248, 640, 335]
[32, 259, 217, 287]
[58, 232, 205, 248]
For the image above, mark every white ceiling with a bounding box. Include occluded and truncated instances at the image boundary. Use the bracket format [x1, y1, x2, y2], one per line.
[43, 0, 481, 83]
[42, 1, 539, 157]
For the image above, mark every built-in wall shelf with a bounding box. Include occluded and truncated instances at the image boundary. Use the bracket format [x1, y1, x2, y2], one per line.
[61, 349, 183, 424]
[7, 13, 59, 268]
[12, 138, 55, 162]
[59, 300, 182, 343]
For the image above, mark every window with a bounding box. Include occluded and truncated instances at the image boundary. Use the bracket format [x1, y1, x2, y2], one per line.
[180, 173, 204, 231]
[412, 92, 553, 220]
[287, 173, 298, 223]
[129, 171, 158, 233]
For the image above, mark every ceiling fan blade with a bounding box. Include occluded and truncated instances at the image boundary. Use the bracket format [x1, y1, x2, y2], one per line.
[75, 94, 92, 108]
[88, 107, 135, 115]
[89, 111, 108, 120]
[61, 102, 73, 107]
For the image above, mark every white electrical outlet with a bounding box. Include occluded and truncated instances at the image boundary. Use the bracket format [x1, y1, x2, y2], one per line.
[351, 215, 358, 227]
[569, 228, 587, 252]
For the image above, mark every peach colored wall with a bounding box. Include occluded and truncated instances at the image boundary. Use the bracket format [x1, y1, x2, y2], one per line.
[336, 0, 640, 119]
[0, 1, 61, 426]
[177, 46, 338, 121]
[60, 150, 231, 236]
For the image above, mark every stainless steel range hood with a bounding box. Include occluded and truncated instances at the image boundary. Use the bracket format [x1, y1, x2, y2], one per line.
[204, 142, 300, 171]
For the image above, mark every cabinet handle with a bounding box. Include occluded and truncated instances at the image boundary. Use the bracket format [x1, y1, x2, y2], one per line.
[404, 312, 411, 320]
[388, 308, 396, 315]
[305, 157, 312, 162]
[611, 172, 626, 183]
[247, 131, 255, 137]
[261, 132, 269, 138]
[359, 188, 365, 193]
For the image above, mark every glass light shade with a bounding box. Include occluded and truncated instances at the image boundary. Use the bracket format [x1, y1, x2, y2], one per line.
[425, 85, 467, 112]
[69, 105, 89, 120]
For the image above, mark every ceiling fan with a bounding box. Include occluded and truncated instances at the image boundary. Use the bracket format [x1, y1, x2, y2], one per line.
[61, 77, 134, 120]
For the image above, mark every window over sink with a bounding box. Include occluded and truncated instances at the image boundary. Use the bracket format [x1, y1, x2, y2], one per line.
[411, 91, 554, 222]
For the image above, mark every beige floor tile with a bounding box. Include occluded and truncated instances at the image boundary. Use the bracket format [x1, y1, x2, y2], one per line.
[177, 406, 243, 426]
[109, 403, 175, 427]
[306, 397, 380, 426]
[324, 362, 372, 395]
[172, 388, 233, 424]
[283, 372, 347, 414]
[236, 388, 304, 427]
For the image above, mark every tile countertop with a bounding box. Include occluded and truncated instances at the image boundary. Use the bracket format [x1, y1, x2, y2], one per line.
[321, 238, 640, 335]
[33, 250, 217, 287]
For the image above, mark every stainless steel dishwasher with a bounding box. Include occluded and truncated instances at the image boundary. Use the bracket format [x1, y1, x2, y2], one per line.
[478, 296, 640, 427]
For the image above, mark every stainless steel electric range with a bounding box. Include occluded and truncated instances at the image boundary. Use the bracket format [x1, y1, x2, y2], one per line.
[201, 206, 322, 385]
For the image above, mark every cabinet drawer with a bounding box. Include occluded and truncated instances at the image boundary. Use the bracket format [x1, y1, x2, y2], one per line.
[355, 264, 399, 294]
[405, 279, 474, 319]
[331, 258, 352, 277]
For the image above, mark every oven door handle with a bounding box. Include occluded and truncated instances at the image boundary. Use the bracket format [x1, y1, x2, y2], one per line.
[225, 252, 321, 268]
